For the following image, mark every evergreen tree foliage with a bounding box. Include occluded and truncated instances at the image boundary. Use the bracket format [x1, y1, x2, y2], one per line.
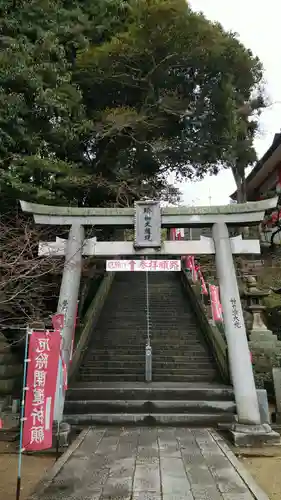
[0, 0, 264, 210]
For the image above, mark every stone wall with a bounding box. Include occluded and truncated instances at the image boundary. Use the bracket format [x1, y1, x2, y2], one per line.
[0, 333, 22, 410]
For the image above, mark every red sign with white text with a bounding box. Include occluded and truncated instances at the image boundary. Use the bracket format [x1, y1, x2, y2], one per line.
[209, 285, 223, 322]
[106, 260, 181, 271]
[51, 312, 68, 389]
[52, 313, 64, 331]
[23, 330, 60, 451]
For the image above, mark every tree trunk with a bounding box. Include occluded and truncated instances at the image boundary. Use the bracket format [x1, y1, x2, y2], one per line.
[232, 168, 247, 204]
[232, 166, 249, 236]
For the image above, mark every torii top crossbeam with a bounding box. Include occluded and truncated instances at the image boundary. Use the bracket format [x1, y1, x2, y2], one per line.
[20, 198, 277, 227]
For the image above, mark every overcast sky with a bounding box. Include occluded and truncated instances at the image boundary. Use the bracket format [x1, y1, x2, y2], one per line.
[177, 0, 281, 206]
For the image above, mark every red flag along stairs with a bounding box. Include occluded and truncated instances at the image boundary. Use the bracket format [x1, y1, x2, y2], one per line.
[65, 263, 236, 426]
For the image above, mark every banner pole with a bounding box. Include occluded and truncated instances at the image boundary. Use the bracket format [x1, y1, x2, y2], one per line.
[16, 327, 31, 500]
[56, 420, 60, 461]
[55, 339, 63, 461]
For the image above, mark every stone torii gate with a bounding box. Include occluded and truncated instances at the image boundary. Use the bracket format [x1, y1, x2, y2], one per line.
[20, 198, 279, 444]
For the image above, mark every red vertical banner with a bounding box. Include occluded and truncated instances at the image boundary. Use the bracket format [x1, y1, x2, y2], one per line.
[170, 228, 176, 240]
[23, 330, 60, 451]
[175, 228, 184, 240]
[52, 312, 68, 389]
[52, 313, 64, 331]
[185, 256, 198, 282]
[209, 284, 223, 322]
[197, 268, 208, 295]
[170, 228, 184, 240]
[185, 255, 193, 271]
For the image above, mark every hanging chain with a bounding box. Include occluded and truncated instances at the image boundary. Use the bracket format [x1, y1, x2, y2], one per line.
[145, 268, 150, 346]
[145, 257, 152, 382]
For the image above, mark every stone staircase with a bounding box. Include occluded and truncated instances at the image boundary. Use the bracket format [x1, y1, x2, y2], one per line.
[65, 272, 236, 426]
[65, 382, 235, 426]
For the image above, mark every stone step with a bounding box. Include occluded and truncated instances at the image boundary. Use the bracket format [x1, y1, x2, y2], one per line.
[92, 334, 205, 340]
[92, 337, 202, 344]
[85, 353, 214, 362]
[0, 353, 16, 364]
[67, 384, 234, 402]
[105, 293, 188, 298]
[64, 399, 236, 414]
[103, 309, 192, 314]
[108, 292, 188, 296]
[78, 373, 219, 382]
[82, 360, 214, 369]
[95, 325, 199, 332]
[65, 412, 235, 426]
[0, 378, 16, 394]
[97, 312, 196, 318]
[85, 346, 210, 353]
[88, 344, 207, 351]
[88, 343, 207, 351]
[103, 303, 194, 308]
[103, 296, 188, 301]
[104, 315, 194, 318]
[86, 346, 209, 354]
[88, 344, 208, 352]
[103, 295, 189, 299]
[106, 303, 188, 307]
[100, 304, 195, 310]
[85, 353, 210, 360]
[79, 370, 217, 378]
[83, 359, 214, 367]
[100, 326, 198, 330]
[109, 285, 183, 290]
[85, 348, 210, 355]
[80, 364, 216, 373]
[0, 364, 22, 378]
[95, 325, 201, 331]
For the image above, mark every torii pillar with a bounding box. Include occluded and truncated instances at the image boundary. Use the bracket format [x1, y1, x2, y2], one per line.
[211, 223, 279, 445]
[212, 222, 259, 424]
[57, 224, 84, 368]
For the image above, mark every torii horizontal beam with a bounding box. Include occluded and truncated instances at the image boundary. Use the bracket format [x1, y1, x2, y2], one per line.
[38, 235, 260, 257]
[20, 198, 277, 227]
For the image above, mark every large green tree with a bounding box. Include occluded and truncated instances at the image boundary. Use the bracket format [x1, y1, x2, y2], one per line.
[0, 0, 265, 325]
[75, 0, 264, 201]
[0, 0, 264, 210]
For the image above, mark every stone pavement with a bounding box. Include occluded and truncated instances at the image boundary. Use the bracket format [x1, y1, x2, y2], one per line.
[30, 427, 268, 500]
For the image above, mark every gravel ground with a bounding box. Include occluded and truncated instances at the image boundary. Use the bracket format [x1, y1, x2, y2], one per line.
[239, 450, 281, 500]
[0, 441, 55, 500]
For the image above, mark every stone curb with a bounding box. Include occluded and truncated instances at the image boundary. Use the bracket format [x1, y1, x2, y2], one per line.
[210, 430, 270, 500]
[27, 427, 90, 500]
